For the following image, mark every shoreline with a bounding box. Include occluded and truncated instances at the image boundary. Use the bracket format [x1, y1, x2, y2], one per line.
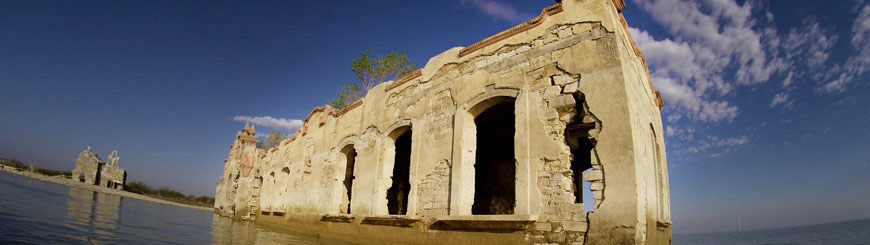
[0, 166, 212, 212]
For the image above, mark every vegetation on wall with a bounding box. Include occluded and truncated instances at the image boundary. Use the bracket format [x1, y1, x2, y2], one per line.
[256, 130, 288, 149]
[329, 49, 415, 109]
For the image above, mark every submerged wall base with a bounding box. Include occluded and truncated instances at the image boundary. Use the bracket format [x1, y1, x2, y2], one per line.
[253, 213, 548, 244]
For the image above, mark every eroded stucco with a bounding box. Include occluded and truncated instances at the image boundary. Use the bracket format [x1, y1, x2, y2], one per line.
[215, 0, 671, 244]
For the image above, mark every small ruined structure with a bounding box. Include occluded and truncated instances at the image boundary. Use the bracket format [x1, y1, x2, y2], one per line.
[72, 148, 127, 190]
[215, 0, 671, 243]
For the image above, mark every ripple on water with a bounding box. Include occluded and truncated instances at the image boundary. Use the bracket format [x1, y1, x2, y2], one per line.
[0, 171, 331, 244]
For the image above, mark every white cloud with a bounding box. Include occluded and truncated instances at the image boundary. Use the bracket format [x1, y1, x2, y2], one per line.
[770, 92, 791, 108]
[633, 0, 858, 123]
[636, 0, 777, 86]
[818, 5, 870, 93]
[233, 116, 303, 132]
[680, 134, 749, 158]
[632, 28, 739, 122]
[460, 0, 532, 23]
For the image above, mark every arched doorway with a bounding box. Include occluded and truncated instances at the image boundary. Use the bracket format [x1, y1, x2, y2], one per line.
[387, 126, 412, 215]
[341, 144, 357, 214]
[470, 97, 516, 215]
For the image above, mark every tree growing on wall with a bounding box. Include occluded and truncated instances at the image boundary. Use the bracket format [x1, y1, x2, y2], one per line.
[329, 49, 415, 109]
[329, 83, 361, 110]
[256, 130, 288, 149]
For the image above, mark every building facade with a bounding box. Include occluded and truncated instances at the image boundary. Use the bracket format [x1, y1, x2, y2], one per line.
[72, 148, 126, 190]
[215, 0, 671, 243]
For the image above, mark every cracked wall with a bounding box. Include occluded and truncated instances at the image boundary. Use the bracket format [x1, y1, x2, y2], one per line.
[215, 0, 670, 244]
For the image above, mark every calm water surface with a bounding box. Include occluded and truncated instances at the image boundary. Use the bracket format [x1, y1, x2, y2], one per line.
[0, 171, 332, 244]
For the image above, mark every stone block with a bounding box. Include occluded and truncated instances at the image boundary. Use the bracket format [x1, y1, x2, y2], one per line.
[559, 203, 583, 213]
[545, 86, 562, 98]
[593, 191, 603, 200]
[590, 182, 604, 191]
[542, 108, 558, 120]
[552, 74, 573, 85]
[535, 222, 552, 231]
[583, 169, 603, 182]
[548, 95, 576, 109]
[563, 82, 578, 93]
[562, 221, 588, 232]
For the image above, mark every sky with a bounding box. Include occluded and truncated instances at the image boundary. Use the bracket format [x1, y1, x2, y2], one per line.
[1, 0, 868, 235]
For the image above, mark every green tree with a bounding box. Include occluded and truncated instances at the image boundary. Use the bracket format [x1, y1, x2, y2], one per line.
[329, 49, 415, 109]
[329, 83, 361, 109]
[257, 130, 288, 149]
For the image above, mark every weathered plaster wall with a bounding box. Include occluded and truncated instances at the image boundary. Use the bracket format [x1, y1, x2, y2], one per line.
[215, 0, 671, 243]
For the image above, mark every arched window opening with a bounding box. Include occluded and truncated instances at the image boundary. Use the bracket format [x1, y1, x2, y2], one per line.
[341, 145, 357, 214]
[472, 99, 516, 215]
[387, 128, 412, 215]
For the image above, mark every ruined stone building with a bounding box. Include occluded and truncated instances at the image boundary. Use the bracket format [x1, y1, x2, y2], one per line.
[215, 0, 671, 244]
[72, 148, 127, 190]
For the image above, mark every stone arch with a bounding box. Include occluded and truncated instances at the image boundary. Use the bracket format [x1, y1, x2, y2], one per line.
[339, 143, 359, 214]
[383, 119, 413, 139]
[461, 87, 520, 116]
[451, 87, 521, 215]
[382, 124, 414, 215]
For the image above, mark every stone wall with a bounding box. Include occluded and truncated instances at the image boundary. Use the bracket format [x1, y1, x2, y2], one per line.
[215, 0, 671, 243]
[72, 148, 126, 190]
[72, 149, 101, 184]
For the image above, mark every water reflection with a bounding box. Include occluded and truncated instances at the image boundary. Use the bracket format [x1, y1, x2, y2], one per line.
[0, 172, 329, 244]
[64, 187, 123, 243]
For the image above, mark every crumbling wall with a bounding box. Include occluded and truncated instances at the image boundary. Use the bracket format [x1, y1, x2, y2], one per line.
[417, 159, 450, 217]
[216, 0, 670, 243]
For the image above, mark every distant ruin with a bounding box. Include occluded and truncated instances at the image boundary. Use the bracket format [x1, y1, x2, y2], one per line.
[72, 148, 126, 190]
[215, 0, 671, 244]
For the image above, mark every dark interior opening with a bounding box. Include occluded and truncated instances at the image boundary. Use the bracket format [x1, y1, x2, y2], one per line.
[387, 129, 412, 215]
[94, 164, 102, 185]
[565, 93, 595, 206]
[342, 145, 357, 214]
[472, 100, 516, 215]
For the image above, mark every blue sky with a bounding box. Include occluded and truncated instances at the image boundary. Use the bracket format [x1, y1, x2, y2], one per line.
[0, 0, 867, 234]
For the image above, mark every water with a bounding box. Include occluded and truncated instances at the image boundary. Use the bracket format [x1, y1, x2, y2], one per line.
[0, 171, 328, 244]
[675, 219, 870, 244]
